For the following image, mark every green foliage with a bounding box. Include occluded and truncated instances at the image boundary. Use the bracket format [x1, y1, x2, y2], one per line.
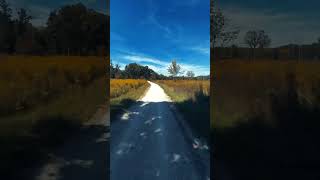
[0, 0, 109, 55]
[111, 62, 161, 79]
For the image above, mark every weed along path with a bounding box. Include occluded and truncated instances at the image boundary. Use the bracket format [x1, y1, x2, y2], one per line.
[111, 81, 210, 180]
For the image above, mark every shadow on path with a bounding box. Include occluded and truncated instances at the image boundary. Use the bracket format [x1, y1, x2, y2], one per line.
[111, 100, 210, 180]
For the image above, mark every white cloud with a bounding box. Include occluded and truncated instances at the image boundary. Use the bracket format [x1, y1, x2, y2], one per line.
[190, 46, 210, 55]
[123, 55, 169, 67]
[118, 53, 209, 76]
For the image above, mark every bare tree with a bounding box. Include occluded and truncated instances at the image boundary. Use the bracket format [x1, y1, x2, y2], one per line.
[211, 1, 239, 48]
[167, 60, 181, 78]
[244, 30, 271, 60]
[186, 71, 195, 78]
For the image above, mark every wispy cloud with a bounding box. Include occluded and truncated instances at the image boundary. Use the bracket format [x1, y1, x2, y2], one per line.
[116, 52, 209, 76]
[123, 54, 169, 67]
[142, 13, 173, 38]
[190, 46, 210, 55]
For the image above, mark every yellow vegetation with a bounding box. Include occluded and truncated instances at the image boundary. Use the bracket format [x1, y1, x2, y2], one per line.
[213, 60, 320, 127]
[0, 56, 107, 115]
[156, 80, 210, 101]
[110, 79, 149, 99]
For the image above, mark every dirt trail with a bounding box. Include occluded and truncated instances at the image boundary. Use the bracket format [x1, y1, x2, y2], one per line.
[111, 81, 210, 180]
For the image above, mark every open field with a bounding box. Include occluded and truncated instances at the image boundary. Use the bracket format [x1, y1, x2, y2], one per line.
[0, 56, 108, 178]
[110, 79, 150, 118]
[212, 60, 320, 128]
[212, 60, 320, 180]
[156, 80, 210, 139]
[0, 56, 107, 115]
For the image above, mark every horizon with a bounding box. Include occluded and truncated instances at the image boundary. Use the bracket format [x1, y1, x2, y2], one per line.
[218, 0, 320, 47]
[110, 0, 210, 76]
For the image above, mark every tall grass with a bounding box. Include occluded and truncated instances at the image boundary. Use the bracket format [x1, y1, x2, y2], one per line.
[156, 80, 210, 140]
[156, 80, 210, 101]
[212, 60, 320, 128]
[110, 79, 148, 99]
[0, 56, 107, 116]
[110, 79, 149, 119]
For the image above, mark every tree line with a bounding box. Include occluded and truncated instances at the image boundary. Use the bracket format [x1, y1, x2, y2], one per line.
[211, 0, 320, 61]
[0, 0, 109, 56]
[110, 60, 208, 80]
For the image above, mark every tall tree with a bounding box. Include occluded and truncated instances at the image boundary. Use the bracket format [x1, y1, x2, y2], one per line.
[167, 60, 181, 78]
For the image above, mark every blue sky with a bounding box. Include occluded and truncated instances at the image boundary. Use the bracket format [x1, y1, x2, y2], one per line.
[218, 0, 320, 47]
[111, 0, 210, 76]
[9, 0, 108, 26]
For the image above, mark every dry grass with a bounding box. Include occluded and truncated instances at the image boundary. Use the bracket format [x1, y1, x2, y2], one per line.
[156, 80, 210, 102]
[110, 79, 149, 118]
[156, 80, 210, 139]
[0, 55, 107, 116]
[110, 79, 149, 99]
[212, 60, 320, 128]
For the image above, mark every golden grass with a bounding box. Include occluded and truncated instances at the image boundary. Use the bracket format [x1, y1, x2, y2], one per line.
[110, 79, 149, 99]
[212, 60, 320, 128]
[156, 80, 210, 102]
[0, 55, 108, 136]
[110, 79, 149, 119]
[156, 80, 210, 139]
[0, 55, 107, 115]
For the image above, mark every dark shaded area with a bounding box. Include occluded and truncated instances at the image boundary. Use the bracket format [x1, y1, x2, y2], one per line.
[0, 116, 109, 180]
[175, 90, 210, 142]
[110, 99, 135, 121]
[0, 116, 82, 179]
[213, 73, 320, 180]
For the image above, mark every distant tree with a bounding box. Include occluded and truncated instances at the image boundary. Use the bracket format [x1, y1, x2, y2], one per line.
[0, 0, 11, 19]
[0, 0, 15, 53]
[16, 8, 32, 36]
[114, 64, 121, 79]
[186, 71, 195, 78]
[167, 60, 181, 78]
[244, 30, 271, 60]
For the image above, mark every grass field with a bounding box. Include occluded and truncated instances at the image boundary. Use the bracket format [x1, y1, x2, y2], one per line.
[0, 55, 107, 115]
[0, 55, 108, 178]
[110, 79, 150, 119]
[156, 80, 210, 140]
[212, 60, 320, 180]
[212, 60, 320, 128]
